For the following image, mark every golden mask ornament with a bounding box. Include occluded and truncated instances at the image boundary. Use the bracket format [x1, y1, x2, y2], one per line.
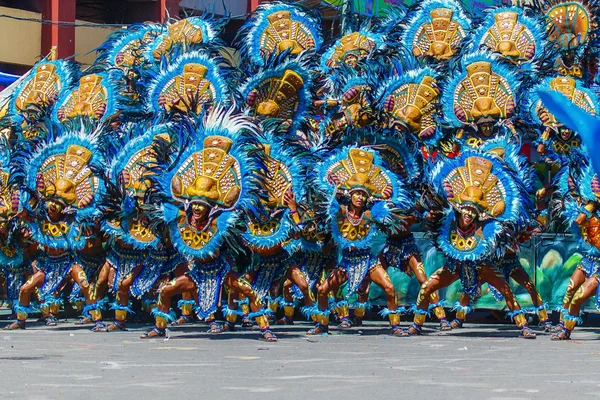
[170, 135, 242, 209]
[323, 32, 377, 69]
[451, 61, 516, 124]
[157, 63, 219, 114]
[442, 156, 507, 219]
[477, 11, 538, 63]
[410, 6, 469, 61]
[383, 74, 440, 140]
[326, 149, 393, 200]
[258, 10, 319, 59]
[36, 144, 99, 209]
[56, 74, 109, 121]
[246, 69, 305, 119]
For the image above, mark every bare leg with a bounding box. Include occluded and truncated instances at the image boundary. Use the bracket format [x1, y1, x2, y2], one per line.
[4, 271, 45, 330]
[408, 255, 449, 329]
[451, 292, 471, 328]
[369, 264, 403, 334]
[402, 267, 459, 336]
[307, 269, 347, 335]
[478, 265, 535, 339]
[553, 277, 599, 340]
[510, 266, 551, 330]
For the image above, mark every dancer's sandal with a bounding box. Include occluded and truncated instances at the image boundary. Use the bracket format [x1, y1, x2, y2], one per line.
[259, 329, 278, 342]
[450, 319, 463, 329]
[140, 327, 166, 339]
[306, 323, 329, 335]
[45, 317, 57, 326]
[337, 317, 352, 329]
[3, 320, 25, 330]
[171, 315, 192, 326]
[91, 322, 108, 332]
[399, 323, 422, 337]
[391, 325, 403, 336]
[222, 321, 236, 332]
[550, 323, 564, 333]
[520, 326, 537, 339]
[276, 316, 294, 325]
[241, 317, 253, 328]
[207, 322, 223, 333]
[74, 316, 92, 325]
[94, 321, 127, 332]
[551, 330, 570, 340]
[439, 319, 453, 331]
[540, 321, 553, 332]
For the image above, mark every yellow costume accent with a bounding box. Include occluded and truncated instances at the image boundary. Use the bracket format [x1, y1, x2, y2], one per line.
[324, 32, 376, 68]
[157, 63, 219, 114]
[411, 8, 467, 60]
[443, 156, 507, 219]
[383, 74, 440, 140]
[478, 11, 537, 63]
[37, 144, 100, 209]
[247, 69, 304, 120]
[259, 10, 318, 58]
[14, 63, 62, 112]
[536, 77, 597, 128]
[326, 149, 393, 200]
[451, 61, 516, 124]
[57, 74, 109, 121]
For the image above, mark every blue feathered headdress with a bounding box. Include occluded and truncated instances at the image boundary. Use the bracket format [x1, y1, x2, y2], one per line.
[7, 58, 79, 123]
[145, 51, 229, 117]
[237, 2, 323, 67]
[376, 67, 442, 145]
[52, 69, 127, 126]
[237, 57, 313, 134]
[471, 7, 545, 65]
[95, 23, 164, 70]
[442, 51, 519, 127]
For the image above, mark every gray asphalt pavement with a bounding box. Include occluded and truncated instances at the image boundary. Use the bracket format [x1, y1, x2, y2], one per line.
[2, 315, 600, 400]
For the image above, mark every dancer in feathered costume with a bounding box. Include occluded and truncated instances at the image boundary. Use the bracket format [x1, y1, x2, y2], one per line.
[403, 0, 471, 63]
[5, 122, 106, 330]
[451, 136, 550, 330]
[146, 15, 227, 65]
[94, 124, 181, 332]
[140, 108, 276, 340]
[236, 2, 323, 68]
[235, 131, 305, 331]
[2, 53, 78, 141]
[441, 51, 520, 153]
[471, 7, 546, 66]
[550, 161, 600, 339]
[94, 23, 164, 113]
[400, 149, 537, 338]
[0, 142, 35, 316]
[306, 146, 409, 335]
[539, 0, 599, 79]
[530, 76, 600, 165]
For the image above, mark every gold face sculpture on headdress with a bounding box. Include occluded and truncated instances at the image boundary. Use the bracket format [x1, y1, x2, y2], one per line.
[153, 19, 207, 61]
[452, 61, 516, 124]
[56, 74, 109, 122]
[14, 63, 62, 112]
[443, 156, 506, 221]
[246, 69, 304, 119]
[412, 8, 467, 61]
[537, 77, 597, 128]
[171, 135, 242, 209]
[546, 2, 590, 50]
[158, 63, 218, 114]
[384, 74, 440, 140]
[37, 144, 99, 210]
[326, 149, 393, 200]
[259, 10, 318, 59]
[324, 32, 376, 69]
[478, 11, 537, 63]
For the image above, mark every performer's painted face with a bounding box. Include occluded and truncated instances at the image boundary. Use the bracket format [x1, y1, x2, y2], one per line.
[477, 120, 495, 137]
[47, 201, 63, 220]
[558, 126, 574, 141]
[344, 54, 359, 68]
[190, 202, 209, 223]
[457, 209, 476, 229]
[350, 190, 367, 208]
